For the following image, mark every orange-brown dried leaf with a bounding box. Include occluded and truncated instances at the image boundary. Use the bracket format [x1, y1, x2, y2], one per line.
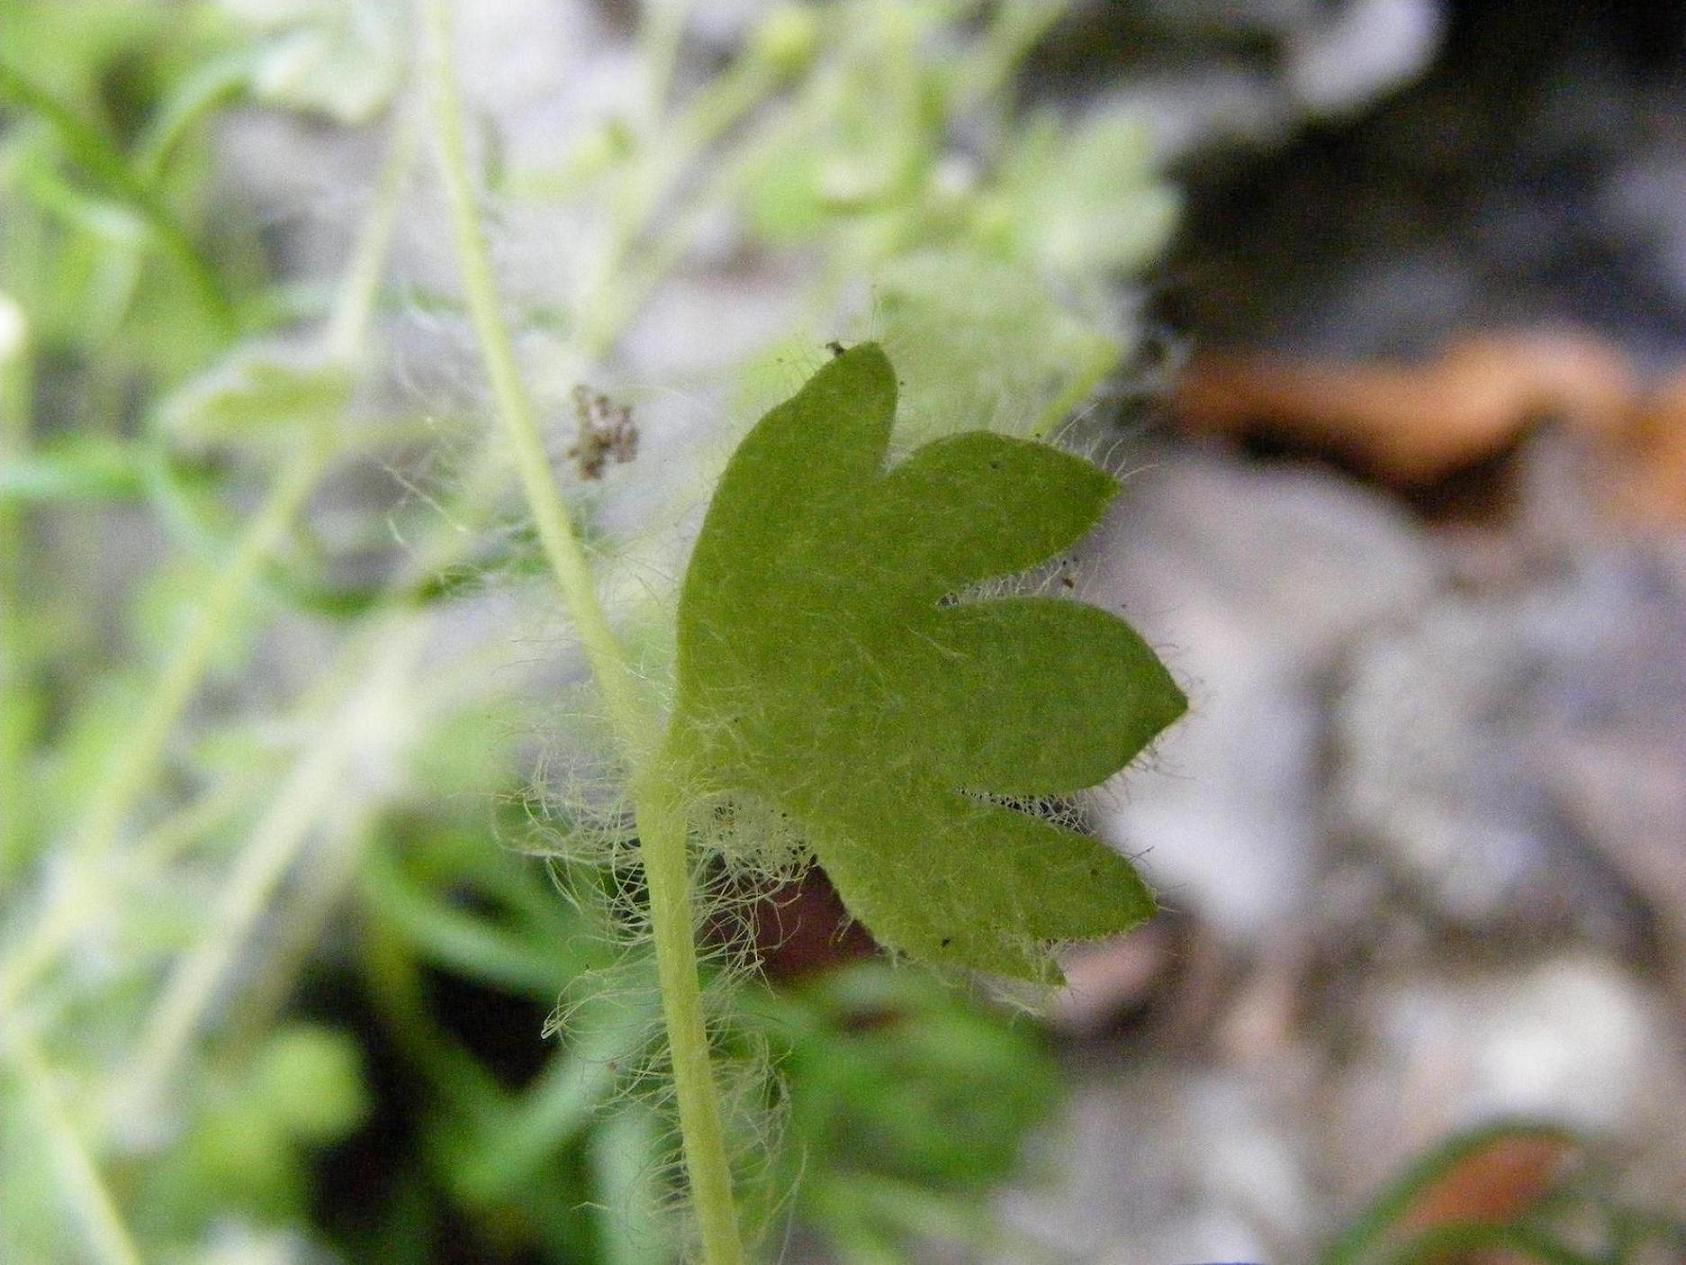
[1592, 370, 1686, 527]
[1173, 331, 1637, 485]
[1395, 1132, 1577, 1233]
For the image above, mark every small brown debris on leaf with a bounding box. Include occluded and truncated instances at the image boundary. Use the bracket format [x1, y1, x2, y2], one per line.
[568, 384, 638, 480]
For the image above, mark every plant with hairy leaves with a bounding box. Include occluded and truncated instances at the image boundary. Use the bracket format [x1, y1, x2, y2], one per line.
[671, 344, 1183, 982]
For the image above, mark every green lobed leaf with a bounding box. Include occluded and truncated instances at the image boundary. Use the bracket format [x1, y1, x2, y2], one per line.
[671, 344, 1184, 980]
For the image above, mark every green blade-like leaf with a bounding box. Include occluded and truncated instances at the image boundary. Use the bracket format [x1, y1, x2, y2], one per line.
[672, 343, 1184, 980]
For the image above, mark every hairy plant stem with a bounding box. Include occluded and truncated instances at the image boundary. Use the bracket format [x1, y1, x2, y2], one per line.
[423, 10, 652, 750]
[423, 5, 747, 1262]
[635, 770, 748, 1264]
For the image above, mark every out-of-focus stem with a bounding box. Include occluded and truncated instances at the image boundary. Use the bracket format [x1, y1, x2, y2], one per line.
[0, 293, 34, 877]
[0, 108, 418, 1012]
[7, 1035, 143, 1265]
[325, 101, 420, 362]
[0, 446, 326, 1015]
[114, 618, 427, 1128]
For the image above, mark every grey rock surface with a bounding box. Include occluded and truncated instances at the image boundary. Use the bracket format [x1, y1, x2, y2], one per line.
[1330, 548, 1686, 943]
[1087, 450, 1437, 943]
[997, 1059, 1315, 1265]
[1323, 952, 1685, 1201]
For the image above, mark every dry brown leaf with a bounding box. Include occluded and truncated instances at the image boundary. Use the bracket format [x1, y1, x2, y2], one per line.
[1173, 331, 1637, 484]
[1590, 369, 1686, 527]
[1396, 1133, 1577, 1232]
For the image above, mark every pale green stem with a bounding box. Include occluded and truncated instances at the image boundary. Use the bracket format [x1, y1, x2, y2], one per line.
[0, 109, 419, 1011]
[0, 446, 325, 1014]
[6, 1036, 143, 1265]
[423, 0, 654, 749]
[424, 5, 746, 1261]
[0, 782, 250, 1029]
[324, 99, 420, 362]
[106, 593, 499, 1117]
[0, 294, 33, 874]
[219, 613, 519, 1054]
[114, 616, 428, 1128]
[638, 0, 693, 129]
[635, 769, 747, 1265]
[75, 451, 326, 862]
